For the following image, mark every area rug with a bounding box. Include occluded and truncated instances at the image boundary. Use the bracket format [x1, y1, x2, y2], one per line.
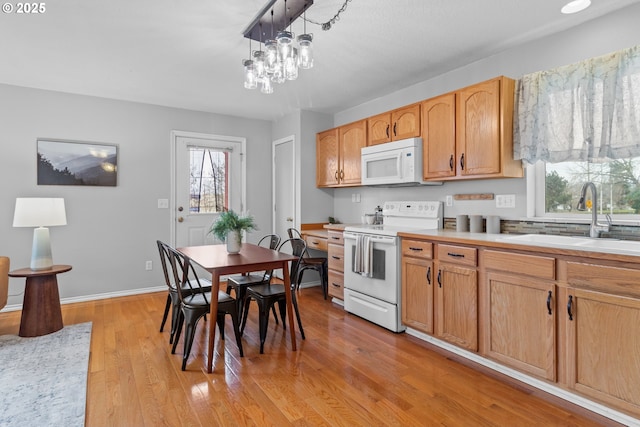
[0, 322, 92, 427]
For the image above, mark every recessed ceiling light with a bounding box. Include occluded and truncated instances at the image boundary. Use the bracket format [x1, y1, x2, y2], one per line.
[561, 0, 591, 14]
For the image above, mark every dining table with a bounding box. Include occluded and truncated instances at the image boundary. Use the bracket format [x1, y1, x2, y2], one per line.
[177, 243, 299, 373]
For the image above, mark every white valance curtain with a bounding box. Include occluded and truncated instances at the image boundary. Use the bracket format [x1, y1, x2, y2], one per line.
[514, 44, 640, 164]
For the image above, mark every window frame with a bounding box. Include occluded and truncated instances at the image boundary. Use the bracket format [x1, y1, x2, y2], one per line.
[527, 161, 640, 225]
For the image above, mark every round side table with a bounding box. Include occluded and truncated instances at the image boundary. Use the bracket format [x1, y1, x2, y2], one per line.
[8, 264, 72, 337]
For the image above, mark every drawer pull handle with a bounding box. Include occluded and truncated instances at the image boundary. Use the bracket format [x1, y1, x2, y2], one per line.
[426, 266, 431, 285]
[447, 252, 465, 258]
[567, 295, 574, 321]
[331, 256, 341, 260]
[331, 236, 340, 240]
[409, 247, 423, 252]
[331, 282, 340, 288]
[546, 290, 552, 315]
[437, 269, 442, 288]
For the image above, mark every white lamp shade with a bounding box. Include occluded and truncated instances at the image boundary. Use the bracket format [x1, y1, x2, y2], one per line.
[13, 198, 67, 227]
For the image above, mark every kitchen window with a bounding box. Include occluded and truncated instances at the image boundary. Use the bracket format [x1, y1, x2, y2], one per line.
[516, 44, 640, 222]
[529, 158, 640, 221]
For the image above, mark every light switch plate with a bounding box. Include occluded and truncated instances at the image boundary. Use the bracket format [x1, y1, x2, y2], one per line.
[496, 194, 516, 208]
[446, 195, 453, 206]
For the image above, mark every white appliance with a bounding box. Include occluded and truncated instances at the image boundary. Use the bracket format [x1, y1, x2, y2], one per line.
[343, 201, 443, 332]
[361, 138, 441, 186]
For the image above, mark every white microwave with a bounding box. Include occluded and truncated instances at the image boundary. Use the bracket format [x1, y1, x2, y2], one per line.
[361, 138, 441, 186]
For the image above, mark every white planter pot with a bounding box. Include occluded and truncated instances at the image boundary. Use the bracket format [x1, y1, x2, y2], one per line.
[226, 230, 242, 254]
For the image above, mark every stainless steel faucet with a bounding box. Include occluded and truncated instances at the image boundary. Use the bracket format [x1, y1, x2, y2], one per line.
[576, 182, 610, 238]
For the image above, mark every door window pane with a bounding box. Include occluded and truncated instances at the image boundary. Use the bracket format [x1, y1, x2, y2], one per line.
[189, 147, 228, 213]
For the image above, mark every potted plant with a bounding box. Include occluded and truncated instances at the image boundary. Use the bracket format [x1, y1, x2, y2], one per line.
[209, 209, 257, 254]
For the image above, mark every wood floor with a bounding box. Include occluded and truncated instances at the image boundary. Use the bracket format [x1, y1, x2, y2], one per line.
[0, 285, 620, 426]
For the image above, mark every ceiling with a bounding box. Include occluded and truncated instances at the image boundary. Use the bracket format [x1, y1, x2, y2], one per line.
[1, 0, 638, 121]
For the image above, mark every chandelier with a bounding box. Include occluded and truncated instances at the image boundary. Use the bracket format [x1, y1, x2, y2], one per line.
[242, 0, 352, 94]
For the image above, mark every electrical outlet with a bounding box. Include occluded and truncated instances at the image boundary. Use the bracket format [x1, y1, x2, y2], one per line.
[496, 194, 516, 208]
[157, 199, 169, 209]
[351, 194, 356, 203]
[145, 260, 153, 270]
[446, 195, 453, 207]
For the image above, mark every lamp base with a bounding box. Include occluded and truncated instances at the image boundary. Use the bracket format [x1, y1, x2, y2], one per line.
[30, 227, 53, 271]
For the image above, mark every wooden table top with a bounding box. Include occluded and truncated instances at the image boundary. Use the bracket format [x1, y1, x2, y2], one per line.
[177, 244, 296, 273]
[9, 265, 72, 278]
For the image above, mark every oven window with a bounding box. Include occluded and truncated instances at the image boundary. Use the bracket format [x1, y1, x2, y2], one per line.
[350, 246, 386, 280]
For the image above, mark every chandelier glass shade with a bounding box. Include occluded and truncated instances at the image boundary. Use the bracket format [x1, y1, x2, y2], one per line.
[242, 0, 315, 94]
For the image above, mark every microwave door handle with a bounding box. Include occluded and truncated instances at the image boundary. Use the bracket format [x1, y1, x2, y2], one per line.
[397, 154, 402, 179]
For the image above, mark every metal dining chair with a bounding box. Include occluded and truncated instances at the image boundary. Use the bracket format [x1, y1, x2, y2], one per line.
[240, 238, 306, 354]
[287, 228, 328, 299]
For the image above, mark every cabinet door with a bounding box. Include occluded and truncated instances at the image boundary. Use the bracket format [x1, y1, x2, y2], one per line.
[402, 257, 434, 333]
[422, 93, 456, 180]
[316, 128, 339, 187]
[485, 272, 556, 381]
[367, 113, 391, 146]
[391, 104, 421, 140]
[435, 263, 478, 351]
[456, 78, 501, 176]
[338, 120, 366, 186]
[565, 287, 640, 414]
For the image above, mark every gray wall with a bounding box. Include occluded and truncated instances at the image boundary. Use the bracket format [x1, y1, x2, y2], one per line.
[331, 3, 640, 224]
[0, 84, 271, 306]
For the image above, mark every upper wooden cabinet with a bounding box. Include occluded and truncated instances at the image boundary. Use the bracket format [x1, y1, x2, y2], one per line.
[422, 76, 523, 181]
[422, 93, 456, 179]
[316, 120, 366, 187]
[316, 128, 339, 187]
[367, 104, 421, 146]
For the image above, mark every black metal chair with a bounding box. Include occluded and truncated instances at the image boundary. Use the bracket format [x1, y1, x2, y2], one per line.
[241, 238, 306, 354]
[158, 241, 244, 370]
[157, 240, 212, 344]
[287, 228, 328, 299]
[225, 234, 280, 321]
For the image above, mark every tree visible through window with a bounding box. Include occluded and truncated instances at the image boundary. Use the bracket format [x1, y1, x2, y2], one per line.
[189, 147, 228, 213]
[545, 157, 640, 216]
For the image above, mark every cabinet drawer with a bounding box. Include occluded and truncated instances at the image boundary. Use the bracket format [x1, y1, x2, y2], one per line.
[483, 250, 555, 280]
[402, 240, 433, 259]
[437, 244, 477, 267]
[327, 230, 344, 245]
[305, 235, 328, 252]
[328, 270, 344, 300]
[567, 261, 640, 298]
[328, 244, 344, 272]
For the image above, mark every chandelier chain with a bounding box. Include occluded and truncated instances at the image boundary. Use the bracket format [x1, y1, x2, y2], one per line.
[303, 0, 352, 31]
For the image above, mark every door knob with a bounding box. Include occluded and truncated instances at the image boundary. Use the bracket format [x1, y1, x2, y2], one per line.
[177, 217, 184, 223]
[286, 217, 293, 222]
[178, 206, 184, 212]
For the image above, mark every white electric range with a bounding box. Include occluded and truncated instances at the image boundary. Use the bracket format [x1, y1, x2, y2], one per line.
[342, 201, 443, 332]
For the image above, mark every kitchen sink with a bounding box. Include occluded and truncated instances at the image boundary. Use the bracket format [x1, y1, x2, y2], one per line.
[498, 234, 591, 245]
[573, 238, 640, 252]
[498, 234, 640, 254]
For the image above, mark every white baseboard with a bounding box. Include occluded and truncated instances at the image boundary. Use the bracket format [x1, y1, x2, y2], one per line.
[405, 328, 640, 427]
[1, 286, 166, 313]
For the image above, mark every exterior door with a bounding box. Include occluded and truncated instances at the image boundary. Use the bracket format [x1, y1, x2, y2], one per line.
[171, 131, 246, 248]
[273, 136, 295, 243]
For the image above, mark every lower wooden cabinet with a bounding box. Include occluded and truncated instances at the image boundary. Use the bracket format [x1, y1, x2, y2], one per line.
[435, 262, 478, 351]
[565, 262, 640, 416]
[485, 272, 556, 381]
[402, 256, 434, 333]
[327, 230, 344, 300]
[400, 236, 640, 421]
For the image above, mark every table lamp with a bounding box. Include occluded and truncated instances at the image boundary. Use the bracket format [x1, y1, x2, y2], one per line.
[13, 198, 67, 271]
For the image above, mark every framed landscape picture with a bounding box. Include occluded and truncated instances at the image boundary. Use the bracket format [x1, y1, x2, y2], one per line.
[37, 139, 118, 186]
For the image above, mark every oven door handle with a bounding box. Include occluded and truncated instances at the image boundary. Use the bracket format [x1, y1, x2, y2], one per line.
[344, 233, 396, 245]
